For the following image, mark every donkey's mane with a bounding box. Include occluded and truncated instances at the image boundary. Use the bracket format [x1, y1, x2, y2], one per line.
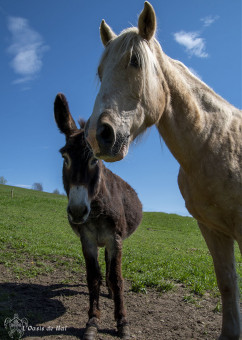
[67, 119, 86, 139]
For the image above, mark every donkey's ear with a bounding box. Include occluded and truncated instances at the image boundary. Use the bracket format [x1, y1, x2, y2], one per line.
[54, 93, 77, 137]
[78, 119, 86, 129]
[100, 20, 117, 46]
[138, 2, 156, 41]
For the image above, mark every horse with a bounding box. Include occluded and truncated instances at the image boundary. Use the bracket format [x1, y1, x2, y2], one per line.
[54, 93, 142, 340]
[85, 2, 242, 339]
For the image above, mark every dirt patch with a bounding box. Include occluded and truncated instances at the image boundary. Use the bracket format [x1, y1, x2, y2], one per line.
[0, 264, 221, 340]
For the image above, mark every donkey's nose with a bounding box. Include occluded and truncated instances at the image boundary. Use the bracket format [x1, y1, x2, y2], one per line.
[96, 119, 115, 151]
[67, 204, 89, 224]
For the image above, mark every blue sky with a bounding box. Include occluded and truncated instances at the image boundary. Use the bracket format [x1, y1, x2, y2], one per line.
[0, 0, 241, 215]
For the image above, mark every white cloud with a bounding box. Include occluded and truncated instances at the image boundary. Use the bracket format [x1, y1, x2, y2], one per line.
[173, 14, 219, 58]
[201, 15, 219, 28]
[7, 16, 48, 84]
[173, 31, 208, 58]
[12, 76, 32, 85]
[15, 184, 32, 189]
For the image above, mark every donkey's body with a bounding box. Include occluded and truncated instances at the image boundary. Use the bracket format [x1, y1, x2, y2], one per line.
[54, 93, 142, 340]
[85, 2, 242, 339]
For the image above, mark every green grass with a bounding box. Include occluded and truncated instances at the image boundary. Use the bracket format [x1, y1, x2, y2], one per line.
[0, 184, 241, 296]
[122, 212, 241, 295]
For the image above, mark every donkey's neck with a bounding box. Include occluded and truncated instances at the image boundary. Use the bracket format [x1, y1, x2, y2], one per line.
[156, 50, 236, 172]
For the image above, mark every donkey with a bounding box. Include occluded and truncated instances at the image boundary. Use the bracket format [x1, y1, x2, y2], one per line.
[54, 93, 142, 340]
[85, 2, 242, 339]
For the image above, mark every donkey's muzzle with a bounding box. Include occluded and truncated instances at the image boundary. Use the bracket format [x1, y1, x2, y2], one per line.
[67, 186, 90, 224]
[67, 204, 90, 224]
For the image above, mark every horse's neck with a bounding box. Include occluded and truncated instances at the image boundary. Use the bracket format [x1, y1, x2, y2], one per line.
[156, 53, 235, 172]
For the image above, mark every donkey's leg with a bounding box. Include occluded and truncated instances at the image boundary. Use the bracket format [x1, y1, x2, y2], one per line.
[198, 223, 240, 340]
[105, 248, 113, 299]
[81, 240, 101, 340]
[107, 237, 130, 339]
[235, 230, 242, 255]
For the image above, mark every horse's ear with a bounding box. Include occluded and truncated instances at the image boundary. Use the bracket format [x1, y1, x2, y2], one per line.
[138, 2, 156, 41]
[54, 93, 77, 137]
[100, 20, 117, 46]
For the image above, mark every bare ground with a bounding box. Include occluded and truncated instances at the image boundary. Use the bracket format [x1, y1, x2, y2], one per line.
[0, 264, 222, 340]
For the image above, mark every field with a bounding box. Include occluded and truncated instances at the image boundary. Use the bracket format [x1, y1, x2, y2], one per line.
[0, 184, 241, 339]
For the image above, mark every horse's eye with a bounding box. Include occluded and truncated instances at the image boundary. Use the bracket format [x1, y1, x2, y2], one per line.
[130, 54, 139, 68]
[88, 157, 98, 169]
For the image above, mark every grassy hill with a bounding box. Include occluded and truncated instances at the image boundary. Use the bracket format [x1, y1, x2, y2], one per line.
[0, 184, 241, 296]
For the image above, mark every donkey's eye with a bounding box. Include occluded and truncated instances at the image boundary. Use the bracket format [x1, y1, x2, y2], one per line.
[62, 153, 71, 169]
[130, 54, 139, 68]
[88, 157, 98, 169]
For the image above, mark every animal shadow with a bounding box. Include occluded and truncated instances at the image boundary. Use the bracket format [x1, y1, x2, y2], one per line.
[0, 281, 87, 339]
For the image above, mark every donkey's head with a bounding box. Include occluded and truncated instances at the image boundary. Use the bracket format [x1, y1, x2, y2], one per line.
[54, 93, 101, 224]
[85, 2, 167, 162]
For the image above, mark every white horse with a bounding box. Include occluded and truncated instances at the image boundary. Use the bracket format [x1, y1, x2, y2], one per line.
[85, 2, 241, 339]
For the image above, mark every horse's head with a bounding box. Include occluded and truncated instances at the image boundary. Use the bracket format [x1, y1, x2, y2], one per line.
[54, 93, 101, 224]
[85, 2, 167, 162]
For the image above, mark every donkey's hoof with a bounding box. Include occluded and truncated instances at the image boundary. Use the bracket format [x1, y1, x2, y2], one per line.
[117, 323, 130, 339]
[83, 319, 98, 340]
[83, 325, 98, 340]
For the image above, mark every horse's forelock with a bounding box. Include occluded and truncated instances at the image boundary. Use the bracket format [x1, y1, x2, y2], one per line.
[98, 27, 159, 83]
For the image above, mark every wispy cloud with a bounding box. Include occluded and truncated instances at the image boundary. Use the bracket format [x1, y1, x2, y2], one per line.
[201, 15, 219, 28]
[173, 31, 208, 58]
[7, 183, 32, 189]
[173, 14, 219, 58]
[15, 184, 32, 189]
[6, 16, 48, 84]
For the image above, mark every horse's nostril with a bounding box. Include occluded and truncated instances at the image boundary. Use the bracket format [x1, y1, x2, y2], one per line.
[97, 123, 115, 148]
[100, 124, 113, 142]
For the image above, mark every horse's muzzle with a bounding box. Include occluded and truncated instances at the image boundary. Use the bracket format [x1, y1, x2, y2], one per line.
[85, 113, 129, 162]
